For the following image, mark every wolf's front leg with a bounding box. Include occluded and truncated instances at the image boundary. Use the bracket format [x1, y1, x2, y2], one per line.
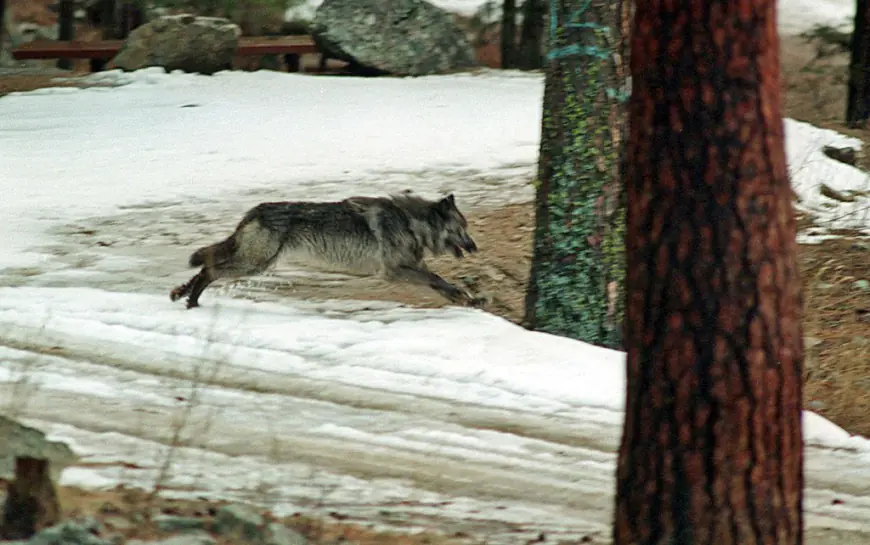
[393, 265, 485, 308]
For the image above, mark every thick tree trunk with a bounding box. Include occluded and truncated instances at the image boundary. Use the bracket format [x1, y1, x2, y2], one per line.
[501, 0, 518, 68]
[614, 0, 804, 544]
[517, 0, 545, 70]
[847, 0, 870, 127]
[524, 0, 625, 348]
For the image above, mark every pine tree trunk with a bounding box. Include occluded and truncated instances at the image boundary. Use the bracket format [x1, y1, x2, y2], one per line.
[57, 0, 75, 70]
[501, 0, 518, 68]
[524, 0, 626, 348]
[0, 0, 6, 59]
[847, 0, 870, 127]
[614, 0, 804, 543]
[517, 0, 545, 70]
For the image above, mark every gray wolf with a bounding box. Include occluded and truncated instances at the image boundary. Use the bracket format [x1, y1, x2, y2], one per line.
[170, 192, 483, 309]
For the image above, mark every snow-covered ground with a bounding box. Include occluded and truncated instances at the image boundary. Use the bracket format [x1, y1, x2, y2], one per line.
[778, 0, 855, 35]
[1, 65, 870, 541]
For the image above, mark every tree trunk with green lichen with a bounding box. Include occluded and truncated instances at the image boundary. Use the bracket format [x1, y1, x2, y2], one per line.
[614, 0, 804, 543]
[523, 0, 627, 349]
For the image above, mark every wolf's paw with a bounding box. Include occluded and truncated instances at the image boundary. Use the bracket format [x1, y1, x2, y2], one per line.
[170, 288, 183, 302]
[185, 298, 200, 310]
[460, 291, 487, 308]
[467, 297, 487, 308]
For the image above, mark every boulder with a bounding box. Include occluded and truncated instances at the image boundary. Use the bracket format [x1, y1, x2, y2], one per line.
[311, 0, 476, 76]
[110, 14, 240, 75]
[0, 416, 77, 483]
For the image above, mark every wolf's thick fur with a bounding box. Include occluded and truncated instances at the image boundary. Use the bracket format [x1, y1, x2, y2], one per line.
[170, 193, 482, 309]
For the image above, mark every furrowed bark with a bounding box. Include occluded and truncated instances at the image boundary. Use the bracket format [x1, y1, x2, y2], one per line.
[614, 0, 805, 544]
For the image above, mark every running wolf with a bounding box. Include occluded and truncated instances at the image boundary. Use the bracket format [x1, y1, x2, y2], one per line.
[170, 193, 483, 309]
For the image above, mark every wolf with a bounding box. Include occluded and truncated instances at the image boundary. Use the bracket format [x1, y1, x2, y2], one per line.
[170, 192, 483, 309]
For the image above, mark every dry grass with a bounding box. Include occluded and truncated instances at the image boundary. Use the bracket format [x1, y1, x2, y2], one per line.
[778, 36, 870, 437]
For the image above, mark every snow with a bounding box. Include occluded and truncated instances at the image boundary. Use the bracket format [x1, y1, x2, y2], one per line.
[284, 0, 492, 22]
[1, 62, 870, 540]
[0, 68, 542, 269]
[778, 0, 855, 35]
[785, 119, 870, 242]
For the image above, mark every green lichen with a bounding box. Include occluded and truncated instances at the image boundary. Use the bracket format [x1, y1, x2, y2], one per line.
[527, 0, 625, 349]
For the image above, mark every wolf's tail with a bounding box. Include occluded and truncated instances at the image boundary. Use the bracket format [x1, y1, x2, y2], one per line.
[189, 238, 236, 268]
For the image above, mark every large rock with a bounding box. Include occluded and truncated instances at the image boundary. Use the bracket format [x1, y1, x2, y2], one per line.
[311, 0, 476, 76]
[110, 14, 241, 75]
[0, 416, 77, 483]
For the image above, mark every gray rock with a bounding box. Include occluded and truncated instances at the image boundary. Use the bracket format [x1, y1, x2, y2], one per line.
[28, 518, 111, 545]
[153, 515, 208, 532]
[311, 0, 476, 76]
[265, 522, 308, 545]
[212, 503, 265, 541]
[0, 416, 78, 482]
[111, 14, 241, 75]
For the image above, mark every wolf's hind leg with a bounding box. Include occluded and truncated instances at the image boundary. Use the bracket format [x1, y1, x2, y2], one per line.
[172, 252, 281, 309]
[184, 269, 216, 309]
[170, 273, 199, 302]
[392, 265, 485, 307]
[170, 269, 214, 309]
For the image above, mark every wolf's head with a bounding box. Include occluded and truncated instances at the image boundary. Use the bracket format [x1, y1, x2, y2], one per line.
[430, 194, 478, 258]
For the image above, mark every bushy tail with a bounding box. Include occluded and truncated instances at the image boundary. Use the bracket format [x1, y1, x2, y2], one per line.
[189, 238, 235, 268]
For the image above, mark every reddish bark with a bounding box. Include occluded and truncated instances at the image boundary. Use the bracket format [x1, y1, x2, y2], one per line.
[614, 1, 805, 544]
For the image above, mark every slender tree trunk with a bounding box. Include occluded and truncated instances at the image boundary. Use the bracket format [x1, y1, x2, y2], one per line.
[0, 0, 7, 60]
[501, 0, 518, 68]
[0, 458, 61, 539]
[517, 0, 545, 70]
[524, 0, 625, 348]
[57, 0, 75, 70]
[614, 0, 804, 543]
[847, 0, 870, 127]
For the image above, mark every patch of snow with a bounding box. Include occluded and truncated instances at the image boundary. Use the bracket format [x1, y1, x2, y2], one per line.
[778, 0, 855, 35]
[1, 287, 870, 541]
[284, 0, 492, 22]
[0, 69, 543, 270]
[0, 286, 865, 449]
[785, 119, 870, 237]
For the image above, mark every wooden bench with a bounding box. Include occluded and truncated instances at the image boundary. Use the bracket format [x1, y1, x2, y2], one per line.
[11, 36, 321, 73]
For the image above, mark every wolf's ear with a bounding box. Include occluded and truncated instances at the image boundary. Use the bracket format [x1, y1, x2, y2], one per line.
[440, 193, 456, 207]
